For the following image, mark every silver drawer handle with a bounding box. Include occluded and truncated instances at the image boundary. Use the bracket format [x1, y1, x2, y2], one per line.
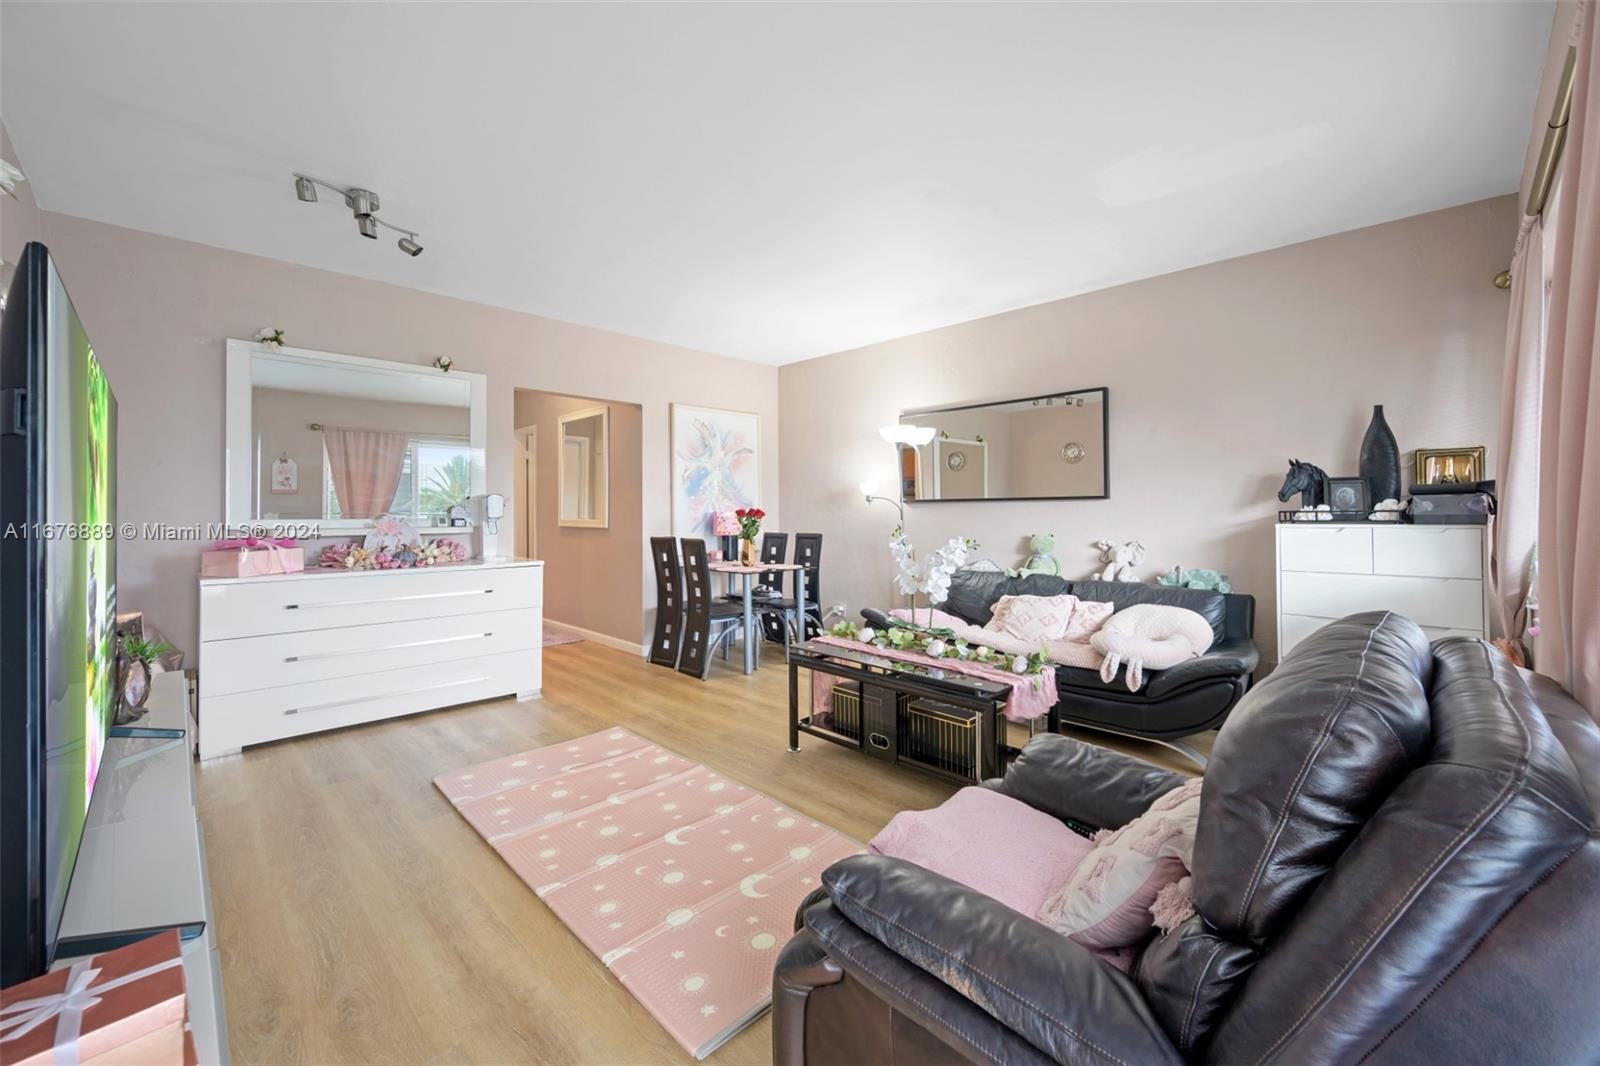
[286, 588, 495, 609]
[285, 632, 493, 663]
[284, 676, 490, 716]
[868, 732, 891, 750]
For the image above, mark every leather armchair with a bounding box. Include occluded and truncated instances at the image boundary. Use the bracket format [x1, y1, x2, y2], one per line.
[775, 614, 1600, 1064]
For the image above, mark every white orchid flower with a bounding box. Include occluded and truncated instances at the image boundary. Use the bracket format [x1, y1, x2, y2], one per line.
[925, 638, 947, 658]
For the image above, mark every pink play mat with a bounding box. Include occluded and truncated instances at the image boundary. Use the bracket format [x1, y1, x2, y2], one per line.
[435, 727, 861, 1059]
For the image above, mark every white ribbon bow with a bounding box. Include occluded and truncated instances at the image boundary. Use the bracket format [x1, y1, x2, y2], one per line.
[0, 955, 183, 1066]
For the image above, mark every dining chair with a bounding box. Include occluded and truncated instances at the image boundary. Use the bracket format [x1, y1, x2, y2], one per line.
[757, 532, 823, 650]
[678, 538, 745, 680]
[648, 537, 684, 668]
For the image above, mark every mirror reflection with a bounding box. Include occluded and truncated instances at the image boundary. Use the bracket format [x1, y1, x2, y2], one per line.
[250, 353, 473, 525]
[898, 388, 1108, 502]
[558, 406, 610, 528]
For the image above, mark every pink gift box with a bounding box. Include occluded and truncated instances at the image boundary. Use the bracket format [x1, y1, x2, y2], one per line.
[200, 541, 304, 578]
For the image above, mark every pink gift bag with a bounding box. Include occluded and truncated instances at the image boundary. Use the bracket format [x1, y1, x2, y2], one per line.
[200, 538, 304, 578]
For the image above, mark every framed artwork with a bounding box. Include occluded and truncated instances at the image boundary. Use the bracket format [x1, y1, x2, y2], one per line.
[670, 404, 760, 540]
[1327, 477, 1370, 513]
[1414, 446, 1486, 486]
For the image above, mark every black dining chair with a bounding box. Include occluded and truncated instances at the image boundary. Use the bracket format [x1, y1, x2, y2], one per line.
[648, 537, 684, 668]
[757, 533, 823, 649]
[678, 538, 745, 680]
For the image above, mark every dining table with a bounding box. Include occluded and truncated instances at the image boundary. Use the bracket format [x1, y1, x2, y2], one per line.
[707, 560, 808, 675]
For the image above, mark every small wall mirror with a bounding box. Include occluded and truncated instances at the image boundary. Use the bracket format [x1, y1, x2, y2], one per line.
[898, 387, 1108, 502]
[226, 340, 487, 533]
[558, 405, 609, 528]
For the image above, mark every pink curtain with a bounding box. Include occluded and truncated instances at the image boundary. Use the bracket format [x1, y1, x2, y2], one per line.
[1493, 216, 1546, 643]
[324, 427, 408, 519]
[1498, 4, 1600, 718]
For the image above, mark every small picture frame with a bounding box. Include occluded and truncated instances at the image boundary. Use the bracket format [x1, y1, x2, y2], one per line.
[1327, 477, 1370, 513]
[1414, 446, 1486, 486]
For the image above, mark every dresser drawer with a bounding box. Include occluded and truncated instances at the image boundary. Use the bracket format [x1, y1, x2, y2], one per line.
[1279, 571, 1483, 631]
[1279, 612, 1483, 659]
[1373, 526, 1484, 579]
[1278, 526, 1373, 574]
[198, 649, 540, 757]
[200, 608, 541, 698]
[200, 565, 543, 639]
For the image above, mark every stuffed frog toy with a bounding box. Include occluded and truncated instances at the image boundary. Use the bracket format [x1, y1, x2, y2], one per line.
[1008, 533, 1061, 578]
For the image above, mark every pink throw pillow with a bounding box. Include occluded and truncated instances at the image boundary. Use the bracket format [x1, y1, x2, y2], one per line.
[986, 594, 1079, 644]
[870, 787, 1094, 918]
[1037, 777, 1202, 950]
[1062, 600, 1115, 643]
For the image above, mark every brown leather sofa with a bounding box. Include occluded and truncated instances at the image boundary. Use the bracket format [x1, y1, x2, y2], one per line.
[773, 611, 1600, 1064]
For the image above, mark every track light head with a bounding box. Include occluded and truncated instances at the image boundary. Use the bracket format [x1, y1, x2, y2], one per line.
[344, 188, 379, 217]
[397, 235, 423, 257]
[356, 215, 379, 239]
[293, 176, 318, 203]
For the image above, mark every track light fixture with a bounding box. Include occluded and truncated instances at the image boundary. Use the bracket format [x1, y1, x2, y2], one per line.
[290, 173, 424, 257]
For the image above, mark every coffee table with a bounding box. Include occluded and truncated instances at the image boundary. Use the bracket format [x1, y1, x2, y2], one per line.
[787, 639, 1033, 783]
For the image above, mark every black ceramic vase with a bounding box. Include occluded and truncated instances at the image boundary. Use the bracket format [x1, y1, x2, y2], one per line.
[1359, 404, 1402, 503]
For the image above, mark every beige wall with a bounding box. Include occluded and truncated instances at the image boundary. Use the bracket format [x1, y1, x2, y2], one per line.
[252, 387, 470, 520]
[31, 209, 779, 656]
[512, 390, 644, 644]
[1, 124, 43, 284]
[780, 196, 1518, 662]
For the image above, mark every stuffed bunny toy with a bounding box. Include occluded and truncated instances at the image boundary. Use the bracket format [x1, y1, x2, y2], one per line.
[1093, 539, 1147, 582]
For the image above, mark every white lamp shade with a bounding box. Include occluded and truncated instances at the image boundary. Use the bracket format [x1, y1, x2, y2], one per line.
[859, 481, 879, 498]
[879, 423, 936, 446]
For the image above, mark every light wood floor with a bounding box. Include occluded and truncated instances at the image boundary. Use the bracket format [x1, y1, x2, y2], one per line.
[197, 638, 1207, 1065]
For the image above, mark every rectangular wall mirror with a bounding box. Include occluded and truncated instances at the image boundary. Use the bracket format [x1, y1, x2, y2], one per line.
[898, 387, 1108, 502]
[558, 405, 609, 528]
[225, 340, 487, 533]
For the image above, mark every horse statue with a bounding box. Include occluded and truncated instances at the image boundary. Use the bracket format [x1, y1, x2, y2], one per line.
[1277, 459, 1329, 508]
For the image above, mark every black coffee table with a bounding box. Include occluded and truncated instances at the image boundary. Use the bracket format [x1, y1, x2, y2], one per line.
[787, 639, 1043, 783]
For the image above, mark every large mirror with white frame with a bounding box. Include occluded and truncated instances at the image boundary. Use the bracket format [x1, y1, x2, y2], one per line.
[896, 387, 1109, 502]
[557, 405, 609, 528]
[225, 340, 488, 534]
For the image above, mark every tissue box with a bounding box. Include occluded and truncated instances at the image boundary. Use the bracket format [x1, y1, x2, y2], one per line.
[200, 544, 304, 578]
[0, 930, 188, 1066]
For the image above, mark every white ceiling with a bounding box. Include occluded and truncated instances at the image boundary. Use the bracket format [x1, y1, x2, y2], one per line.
[2, 2, 1553, 365]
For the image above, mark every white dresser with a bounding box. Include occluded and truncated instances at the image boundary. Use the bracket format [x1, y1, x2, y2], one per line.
[198, 559, 542, 760]
[1275, 524, 1489, 662]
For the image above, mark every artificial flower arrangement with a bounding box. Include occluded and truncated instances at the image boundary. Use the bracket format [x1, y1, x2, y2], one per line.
[733, 507, 766, 565]
[319, 536, 469, 571]
[829, 617, 1050, 676]
[889, 527, 978, 621]
[254, 326, 286, 350]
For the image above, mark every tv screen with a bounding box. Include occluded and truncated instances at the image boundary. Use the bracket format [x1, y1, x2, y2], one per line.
[0, 242, 118, 986]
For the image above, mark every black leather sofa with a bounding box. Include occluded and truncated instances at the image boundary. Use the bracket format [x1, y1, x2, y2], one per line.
[863, 570, 1258, 766]
[773, 613, 1600, 1064]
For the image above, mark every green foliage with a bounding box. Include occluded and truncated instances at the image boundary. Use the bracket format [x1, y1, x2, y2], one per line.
[419, 455, 472, 516]
[123, 636, 172, 664]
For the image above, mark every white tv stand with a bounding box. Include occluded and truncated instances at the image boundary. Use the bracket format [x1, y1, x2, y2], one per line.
[55, 671, 229, 1064]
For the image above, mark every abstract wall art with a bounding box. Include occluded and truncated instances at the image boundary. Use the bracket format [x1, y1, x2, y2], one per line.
[670, 404, 760, 540]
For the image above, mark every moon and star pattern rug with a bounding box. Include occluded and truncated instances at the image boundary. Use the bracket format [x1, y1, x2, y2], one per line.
[434, 727, 862, 1059]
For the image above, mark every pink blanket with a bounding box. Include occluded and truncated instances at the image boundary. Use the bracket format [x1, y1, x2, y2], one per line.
[809, 634, 1056, 723]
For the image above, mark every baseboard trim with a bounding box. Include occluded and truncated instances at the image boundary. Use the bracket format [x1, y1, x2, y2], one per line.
[546, 619, 647, 658]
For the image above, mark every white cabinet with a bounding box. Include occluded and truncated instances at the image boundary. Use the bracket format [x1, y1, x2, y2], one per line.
[198, 560, 542, 759]
[1274, 524, 1488, 661]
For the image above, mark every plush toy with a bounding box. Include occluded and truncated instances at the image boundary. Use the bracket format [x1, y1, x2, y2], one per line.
[1093, 539, 1147, 583]
[1008, 533, 1061, 578]
[1092, 603, 1214, 691]
[1157, 566, 1232, 594]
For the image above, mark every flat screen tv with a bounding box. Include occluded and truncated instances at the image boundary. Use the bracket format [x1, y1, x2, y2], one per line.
[0, 242, 118, 987]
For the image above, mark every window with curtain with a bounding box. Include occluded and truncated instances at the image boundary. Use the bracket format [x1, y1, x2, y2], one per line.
[324, 434, 471, 523]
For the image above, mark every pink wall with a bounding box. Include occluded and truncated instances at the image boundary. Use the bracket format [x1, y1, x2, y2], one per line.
[32, 211, 779, 656]
[779, 196, 1518, 663]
